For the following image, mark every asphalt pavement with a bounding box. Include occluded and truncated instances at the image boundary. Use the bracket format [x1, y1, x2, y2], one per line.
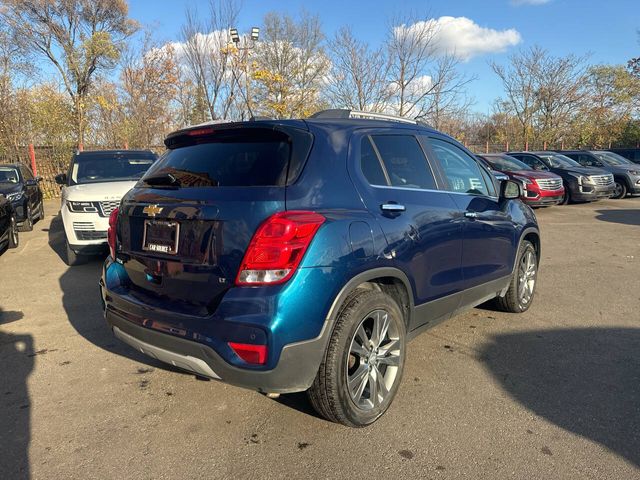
[1, 197, 639, 479]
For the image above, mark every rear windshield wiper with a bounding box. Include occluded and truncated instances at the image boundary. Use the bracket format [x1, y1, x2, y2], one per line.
[143, 172, 181, 187]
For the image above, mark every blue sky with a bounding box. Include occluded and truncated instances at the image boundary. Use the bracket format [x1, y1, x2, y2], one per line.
[129, 0, 639, 113]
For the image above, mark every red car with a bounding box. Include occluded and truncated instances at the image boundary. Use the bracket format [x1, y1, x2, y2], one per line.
[477, 154, 565, 207]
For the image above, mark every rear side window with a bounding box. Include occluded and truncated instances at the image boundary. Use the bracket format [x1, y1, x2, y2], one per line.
[362, 135, 436, 190]
[151, 128, 312, 187]
[360, 137, 388, 185]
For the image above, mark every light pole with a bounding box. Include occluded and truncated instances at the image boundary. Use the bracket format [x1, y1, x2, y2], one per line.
[229, 27, 260, 119]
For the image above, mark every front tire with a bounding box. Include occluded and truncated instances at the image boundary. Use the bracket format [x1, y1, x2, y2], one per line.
[612, 181, 627, 199]
[494, 240, 538, 313]
[8, 216, 19, 248]
[307, 289, 406, 427]
[65, 239, 88, 266]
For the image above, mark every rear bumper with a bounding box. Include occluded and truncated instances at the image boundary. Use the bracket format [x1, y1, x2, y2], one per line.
[105, 308, 327, 393]
[100, 258, 339, 393]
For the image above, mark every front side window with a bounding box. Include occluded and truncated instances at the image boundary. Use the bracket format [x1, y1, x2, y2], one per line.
[362, 135, 437, 190]
[429, 139, 489, 196]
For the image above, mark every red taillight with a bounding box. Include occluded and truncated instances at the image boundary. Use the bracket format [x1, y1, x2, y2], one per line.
[107, 207, 119, 259]
[235, 211, 325, 286]
[228, 342, 267, 365]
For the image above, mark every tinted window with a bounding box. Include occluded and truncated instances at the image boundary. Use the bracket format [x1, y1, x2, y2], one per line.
[515, 155, 549, 171]
[71, 152, 157, 185]
[369, 135, 436, 190]
[360, 137, 387, 185]
[569, 154, 601, 167]
[430, 139, 489, 195]
[147, 129, 306, 187]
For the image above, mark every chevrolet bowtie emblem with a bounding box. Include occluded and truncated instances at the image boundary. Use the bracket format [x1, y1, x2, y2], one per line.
[143, 204, 162, 217]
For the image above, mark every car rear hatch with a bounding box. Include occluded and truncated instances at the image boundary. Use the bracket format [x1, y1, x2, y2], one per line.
[116, 122, 313, 316]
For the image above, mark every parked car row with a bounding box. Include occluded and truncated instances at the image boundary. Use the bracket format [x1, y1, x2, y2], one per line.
[476, 149, 640, 207]
[0, 163, 47, 255]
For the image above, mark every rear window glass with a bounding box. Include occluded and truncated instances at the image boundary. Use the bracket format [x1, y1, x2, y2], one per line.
[149, 128, 311, 187]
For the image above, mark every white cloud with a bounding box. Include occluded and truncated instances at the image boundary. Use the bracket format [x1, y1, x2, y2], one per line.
[396, 16, 522, 61]
[511, 0, 552, 5]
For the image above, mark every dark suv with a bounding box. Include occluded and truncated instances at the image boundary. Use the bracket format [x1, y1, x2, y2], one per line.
[509, 151, 615, 204]
[100, 111, 540, 427]
[0, 163, 45, 231]
[557, 150, 640, 198]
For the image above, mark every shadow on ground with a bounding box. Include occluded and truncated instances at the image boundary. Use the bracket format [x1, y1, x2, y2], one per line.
[481, 327, 640, 467]
[0, 324, 33, 480]
[48, 213, 176, 372]
[595, 209, 640, 227]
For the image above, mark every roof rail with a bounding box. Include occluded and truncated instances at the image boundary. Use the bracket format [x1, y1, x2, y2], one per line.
[309, 109, 431, 127]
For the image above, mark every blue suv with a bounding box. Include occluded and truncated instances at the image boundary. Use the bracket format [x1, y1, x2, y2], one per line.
[100, 110, 540, 427]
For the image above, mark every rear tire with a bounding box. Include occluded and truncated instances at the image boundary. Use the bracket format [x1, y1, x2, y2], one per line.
[307, 289, 406, 427]
[612, 181, 627, 199]
[8, 216, 19, 248]
[494, 240, 537, 313]
[18, 205, 33, 232]
[65, 239, 88, 266]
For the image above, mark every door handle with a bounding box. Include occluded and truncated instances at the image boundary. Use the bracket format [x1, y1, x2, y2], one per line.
[464, 211, 478, 219]
[381, 203, 406, 213]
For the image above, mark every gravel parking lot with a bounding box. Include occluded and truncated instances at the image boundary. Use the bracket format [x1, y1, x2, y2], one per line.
[1, 198, 639, 480]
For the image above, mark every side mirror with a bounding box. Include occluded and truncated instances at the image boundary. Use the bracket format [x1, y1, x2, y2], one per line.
[25, 179, 37, 186]
[501, 179, 521, 200]
[54, 173, 67, 185]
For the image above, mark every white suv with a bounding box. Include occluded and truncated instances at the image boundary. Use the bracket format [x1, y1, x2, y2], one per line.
[55, 150, 157, 265]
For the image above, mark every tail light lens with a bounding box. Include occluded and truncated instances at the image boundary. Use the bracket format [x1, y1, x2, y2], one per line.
[107, 207, 119, 259]
[228, 342, 268, 365]
[235, 211, 325, 286]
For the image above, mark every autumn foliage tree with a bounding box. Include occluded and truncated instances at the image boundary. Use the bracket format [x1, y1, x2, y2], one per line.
[1, 0, 138, 146]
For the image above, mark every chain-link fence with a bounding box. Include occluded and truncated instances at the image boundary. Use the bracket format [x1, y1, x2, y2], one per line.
[2, 141, 639, 198]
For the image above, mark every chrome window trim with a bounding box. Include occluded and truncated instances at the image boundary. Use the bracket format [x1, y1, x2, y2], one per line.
[369, 183, 499, 200]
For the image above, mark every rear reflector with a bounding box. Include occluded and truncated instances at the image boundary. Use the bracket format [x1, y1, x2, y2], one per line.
[228, 342, 268, 365]
[236, 211, 325, 286]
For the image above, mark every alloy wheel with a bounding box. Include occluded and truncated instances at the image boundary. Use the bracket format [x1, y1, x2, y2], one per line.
[346, 309, 402, 411]
[613, 182, 624, 199]
[518, 250, 537, 306]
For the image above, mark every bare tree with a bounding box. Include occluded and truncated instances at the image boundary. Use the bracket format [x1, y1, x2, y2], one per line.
[252, 11, 329, 119]
[121, 36, 180, 147]
[532, 52, 588, 145]
[1, 0, 138, 146]
[324, 26, 390, 111]
[489, 46, 545, 147]
[384, 15, 472, 122]
[180, 0, 240, 121]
